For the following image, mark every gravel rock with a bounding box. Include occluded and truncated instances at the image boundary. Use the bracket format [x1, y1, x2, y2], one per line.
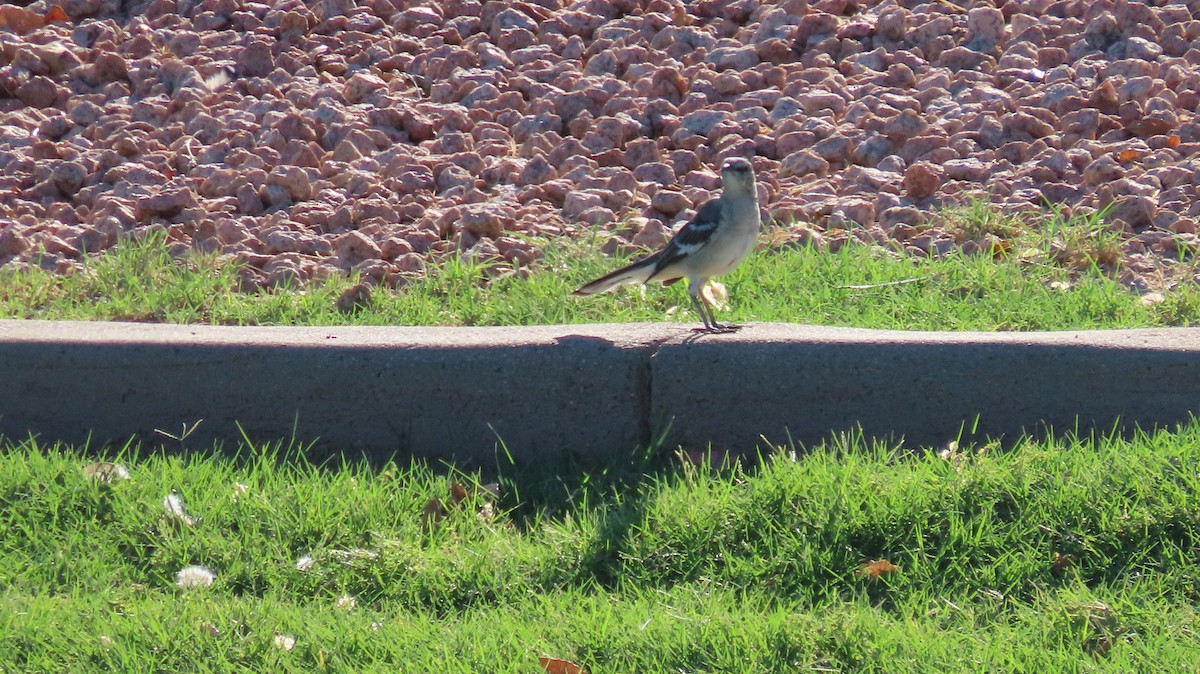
[651, 190, 691, 217]
[1107, 195, 1157, 232]
[964, 6, 1006, 54]
[779, 150, 829, 178]
[0, 0, 1193, 294]
[904, 162, 943, 201]
[237, 39, 274, 78]
[138, 186, 199, 221]
[267, 167, 313, 202]
[16, 76, 61, 108]
[563, 190, 605, 221]
[334, 231, 382, 268]
[883, 109, 928, 143]
[51, 162, 87, 195]
[0, 228, 31, 257]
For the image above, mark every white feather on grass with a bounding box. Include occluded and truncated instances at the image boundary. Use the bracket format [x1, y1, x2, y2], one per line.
[175, 565, 215, 589]
[163, 491, 197, 526]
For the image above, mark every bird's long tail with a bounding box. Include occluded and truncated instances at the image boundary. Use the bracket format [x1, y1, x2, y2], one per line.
[573, 253, 660, 295]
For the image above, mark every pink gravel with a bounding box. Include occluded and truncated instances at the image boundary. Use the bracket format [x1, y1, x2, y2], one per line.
[1, 0, 1199, 293]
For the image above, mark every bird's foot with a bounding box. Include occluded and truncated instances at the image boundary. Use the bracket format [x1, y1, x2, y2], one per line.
[691, 323, 742, 334]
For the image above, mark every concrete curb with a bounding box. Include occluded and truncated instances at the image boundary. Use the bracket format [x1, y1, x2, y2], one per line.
[3, 320, 1200, 462]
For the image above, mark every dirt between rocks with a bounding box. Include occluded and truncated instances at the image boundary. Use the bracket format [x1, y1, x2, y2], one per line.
[1, 0, 1199, 294]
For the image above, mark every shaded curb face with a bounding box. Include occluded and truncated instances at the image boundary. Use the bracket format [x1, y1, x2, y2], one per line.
[4, 321, 1200, 461]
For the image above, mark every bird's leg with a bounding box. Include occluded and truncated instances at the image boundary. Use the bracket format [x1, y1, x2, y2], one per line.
[688, 291, 740, 333]
[689, 292, 717, 333]
[712, 306, 742, 332]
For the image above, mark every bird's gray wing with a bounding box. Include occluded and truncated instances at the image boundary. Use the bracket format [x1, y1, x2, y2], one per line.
[652, 198, 723, 277]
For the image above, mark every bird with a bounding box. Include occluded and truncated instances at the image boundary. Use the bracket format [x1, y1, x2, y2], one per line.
[573, 156, 761, 333]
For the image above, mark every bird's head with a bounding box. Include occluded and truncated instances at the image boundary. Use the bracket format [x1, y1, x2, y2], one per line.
[719, 156, 756, 196]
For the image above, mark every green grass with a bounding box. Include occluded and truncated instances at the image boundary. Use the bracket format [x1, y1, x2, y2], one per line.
[4, 425, 1200, 672]
[3, 222, 1199, 329]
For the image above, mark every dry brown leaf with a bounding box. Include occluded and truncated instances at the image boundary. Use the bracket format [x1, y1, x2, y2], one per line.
[855, 559, 899, 578]
[1139, 292, 1165, 307]
[0, 6, 43, 34]
[1051, 551, 1075, 575]
[44, 5, 69, 24]
[84, 461, 130, 483]
[428, 481, 503, 526]
[1115, 148, 1141, 163]
[699, 280, 729, 311]
[539, 656, 589, 674]
[1086, 635, 1114, 658]
[420, 498, 445, 528]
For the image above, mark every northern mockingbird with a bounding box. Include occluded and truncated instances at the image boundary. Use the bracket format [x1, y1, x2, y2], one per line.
[574, 156, 761, 333]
